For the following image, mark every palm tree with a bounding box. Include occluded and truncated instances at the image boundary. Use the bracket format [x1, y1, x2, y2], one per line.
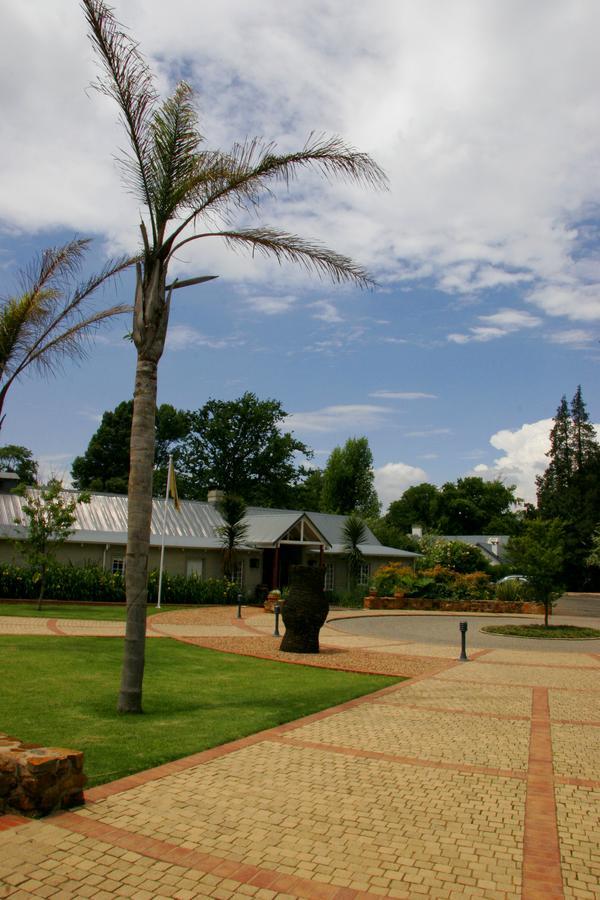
[82, 0, 387, 713]
[216, 495, 250, 585]
[342, 513, 368, 589]
[0, 239, 131, 429]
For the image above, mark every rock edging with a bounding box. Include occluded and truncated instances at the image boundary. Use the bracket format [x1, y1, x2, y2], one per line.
[0, 733, 86, 817]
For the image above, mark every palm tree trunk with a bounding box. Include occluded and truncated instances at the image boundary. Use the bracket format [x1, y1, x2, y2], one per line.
[118, 353, 158, 712]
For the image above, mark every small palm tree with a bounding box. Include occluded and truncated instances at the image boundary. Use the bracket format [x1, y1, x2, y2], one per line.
[0, 239, 131, 428]
[216, 495, 250, 585]
[83, 0, 387, 712]
[342, 513, 368, 589]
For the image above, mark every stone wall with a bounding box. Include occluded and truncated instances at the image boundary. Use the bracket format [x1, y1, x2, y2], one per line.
[0, 734, 86, 817]
[364, 596, 545, 614]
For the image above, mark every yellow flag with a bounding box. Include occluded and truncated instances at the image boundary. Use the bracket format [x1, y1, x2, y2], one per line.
[168, 460, 181, 512]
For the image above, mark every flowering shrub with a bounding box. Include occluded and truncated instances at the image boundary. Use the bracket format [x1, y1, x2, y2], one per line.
[371, 563, 492, 601]
[417, 537, 489, 574]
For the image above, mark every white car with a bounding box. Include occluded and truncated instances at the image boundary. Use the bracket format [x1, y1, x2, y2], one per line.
[498, 575, 528, 583]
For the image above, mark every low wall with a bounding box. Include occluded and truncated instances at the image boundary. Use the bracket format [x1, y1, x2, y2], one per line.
[0, 734, 86, 817]
[364, 596, 545, 614]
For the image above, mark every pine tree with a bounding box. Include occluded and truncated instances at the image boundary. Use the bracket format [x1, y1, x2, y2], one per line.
[536, 396, 572, 518]
[570, 385, 599, 471]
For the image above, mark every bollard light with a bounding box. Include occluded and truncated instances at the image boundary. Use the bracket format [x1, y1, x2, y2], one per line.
[459, 620, 468, 661]
[273, 603, 281, 637]
[237, 592, 242, 619]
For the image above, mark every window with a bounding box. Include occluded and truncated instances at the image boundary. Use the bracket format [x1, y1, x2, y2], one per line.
[358, 563, 370, 586]
[230, 560, 244, 588]
[324, 564, 335, 591]
[112, 558, 124, 575]
[186, 559, 204, 578]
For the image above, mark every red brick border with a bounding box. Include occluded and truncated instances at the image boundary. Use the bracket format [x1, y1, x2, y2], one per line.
[52, 811, 384, 900]
[0, 814, 30, 832]
[522, 687, 565, 900]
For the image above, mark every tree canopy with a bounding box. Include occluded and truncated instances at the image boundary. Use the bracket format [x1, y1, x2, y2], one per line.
[0, 445, 38, 485]
[384, 477, 520, 538]
[179, 393, 310, 506]
[71, 400, 190, 495]
[320, 437, 380, 517]
[536, 386, 600, 588]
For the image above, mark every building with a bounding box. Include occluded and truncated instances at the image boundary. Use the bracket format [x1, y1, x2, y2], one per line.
[0, 488, 419, 597]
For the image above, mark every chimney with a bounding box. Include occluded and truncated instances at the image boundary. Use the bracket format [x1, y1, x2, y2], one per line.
[487, 537, 499, 556]
[207, 489, 225, 505]
[411, 524, 423, 539]
[0, 472, 19, 494]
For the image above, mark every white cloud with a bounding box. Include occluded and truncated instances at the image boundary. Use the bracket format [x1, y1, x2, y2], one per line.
[287, 404, 390, 433]
[369, 390, 437, 400]
[374, 462, 428, 511]
[165, 324, 244, 351]
[244, 294, 297, 315]
[547, 328, 596, 347]
[3, 1, 600, 317]
[448, 308, 541, 344]
[472, 419, 552, 503]
[310, 300, 343, 323]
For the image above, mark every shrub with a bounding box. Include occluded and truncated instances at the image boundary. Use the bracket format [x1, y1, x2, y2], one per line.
[0, 561, 239, 605]
[417, 537, 490, 573]
[370, 563, 492, 601]
[371, 562, 413, 597]
[494, 579, 529, 602]
[325, 585, 366, 608]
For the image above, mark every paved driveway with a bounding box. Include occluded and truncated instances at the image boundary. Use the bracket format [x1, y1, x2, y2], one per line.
[329, 611, 600, 653]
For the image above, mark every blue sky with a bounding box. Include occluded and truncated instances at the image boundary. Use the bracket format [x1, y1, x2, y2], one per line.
[1, 0, 599, 509]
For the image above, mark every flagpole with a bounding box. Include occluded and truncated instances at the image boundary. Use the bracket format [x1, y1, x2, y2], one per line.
[156, 455, 172, 609]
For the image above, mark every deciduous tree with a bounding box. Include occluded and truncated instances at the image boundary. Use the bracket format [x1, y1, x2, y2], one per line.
[506, 520, 565, 626]
[0, 445, 38, 486]
[14, 480, 90, 610]
[321, 437, 380, 517]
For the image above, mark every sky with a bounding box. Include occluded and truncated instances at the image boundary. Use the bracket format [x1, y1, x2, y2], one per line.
[1, 0, 599, 510]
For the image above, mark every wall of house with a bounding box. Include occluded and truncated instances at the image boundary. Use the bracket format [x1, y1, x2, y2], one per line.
[0, 539, 265, 599]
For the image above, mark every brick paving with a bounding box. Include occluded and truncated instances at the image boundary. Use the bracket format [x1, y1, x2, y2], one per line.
[1, 607, 599, 898]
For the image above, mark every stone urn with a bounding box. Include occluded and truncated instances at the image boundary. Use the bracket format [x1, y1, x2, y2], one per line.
[264, 589, 282, 613]
[280, 565, 328, 654]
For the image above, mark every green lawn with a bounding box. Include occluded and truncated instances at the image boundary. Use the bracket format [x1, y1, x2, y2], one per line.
[0, 602, 197, 621]
[481, 623, 600, 640]
[1, 636, 400, 787]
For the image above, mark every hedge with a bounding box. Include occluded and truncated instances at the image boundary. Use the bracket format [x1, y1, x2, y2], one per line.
[0, 562, 240, 605]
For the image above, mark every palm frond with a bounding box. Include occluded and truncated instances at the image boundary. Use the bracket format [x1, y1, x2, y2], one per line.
[167, 133, 388, 245]
[149, 82, 205, 228]
[81, 0, 158, 238]
[170, 227, 376, 289]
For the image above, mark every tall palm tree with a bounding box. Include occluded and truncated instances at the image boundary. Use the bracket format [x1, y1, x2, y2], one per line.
[0, 239, 131, 429]
[342, 512, 368, 589]
[82, 0, 387, 712]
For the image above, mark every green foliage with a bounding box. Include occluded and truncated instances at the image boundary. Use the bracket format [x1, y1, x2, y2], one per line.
[384, 477, 521, 536]
[371, 562, 492, 601]
[321, 436, 380, 517]
[324, 584, 366, 608]
[587, 527, 600, 568]
[417, 536, 490, 573]
[180, 393, 311, 505]
[0, 445, 38, 485]
[14, 480, 90, 605]
[0, 240, 130, 429]
[0, 559, 239, 605]
[215, 494, 249, 581]
[367, 515, 420, 551]
[341, 513, 368, 587]
[71, 400, 191, 495]
[506, 519, 565, 623]
[536, 386, 600, 589]
[287, 466, 325, 511]
[494, 579, 528, 602]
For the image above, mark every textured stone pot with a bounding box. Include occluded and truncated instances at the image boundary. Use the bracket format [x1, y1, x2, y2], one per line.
[280, 565, 328, 654]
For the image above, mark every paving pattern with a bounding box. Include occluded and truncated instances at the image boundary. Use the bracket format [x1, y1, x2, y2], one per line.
[1, 606, 599, 898]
